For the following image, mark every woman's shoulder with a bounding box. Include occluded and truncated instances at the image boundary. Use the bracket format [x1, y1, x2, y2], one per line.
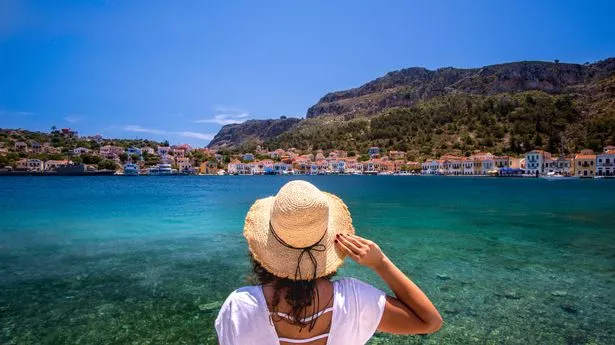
[220, 285, 263, 310]
[334, 277, 381, 293]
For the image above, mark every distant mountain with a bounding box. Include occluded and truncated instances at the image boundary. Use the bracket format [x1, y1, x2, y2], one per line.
[209, 58, 615, 157]
[307, 59, 615, 119]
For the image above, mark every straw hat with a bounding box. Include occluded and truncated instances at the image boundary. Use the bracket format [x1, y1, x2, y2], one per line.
[244, 180, 354, 280]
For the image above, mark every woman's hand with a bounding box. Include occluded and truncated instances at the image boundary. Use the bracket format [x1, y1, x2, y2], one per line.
[334, 233, 387, 270]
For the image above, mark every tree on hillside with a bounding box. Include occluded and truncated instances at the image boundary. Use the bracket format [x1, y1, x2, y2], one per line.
[97, 159, 117, 171]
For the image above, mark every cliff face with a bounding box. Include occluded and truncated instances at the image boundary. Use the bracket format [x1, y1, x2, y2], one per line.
[207, 118, 301, 149]
[306, 59, 615, 118]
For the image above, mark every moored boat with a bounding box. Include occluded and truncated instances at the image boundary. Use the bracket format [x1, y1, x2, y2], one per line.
[148, 163, 176, 175]
[123, 163, 140, 176]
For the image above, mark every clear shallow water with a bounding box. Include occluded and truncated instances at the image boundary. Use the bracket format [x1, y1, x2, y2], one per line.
[0, 176, 614, 344]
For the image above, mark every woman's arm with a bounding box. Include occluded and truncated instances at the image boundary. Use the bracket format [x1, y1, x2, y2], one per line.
[335, 233, 443, 335]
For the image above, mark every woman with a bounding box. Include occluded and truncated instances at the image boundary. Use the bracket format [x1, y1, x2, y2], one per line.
[216, 180, 442, 344]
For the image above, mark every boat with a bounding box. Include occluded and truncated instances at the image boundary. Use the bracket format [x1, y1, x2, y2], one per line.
[541, 172, 579, 180]
[123, 163, 140, 176]
[148, 163, 176, 175]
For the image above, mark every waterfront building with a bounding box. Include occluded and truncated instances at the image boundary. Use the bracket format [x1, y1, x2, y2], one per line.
[393, 159, 405, 172]
[494, 156, 511, 169]
[273, 162, 292, 174]
[16, 158, 28, 170]
[545, 156, 572, 175]
[199, 161, 218, 175]
[429, 160, 440, 175]
[30, 141, 42, 154]
[574, 150, 596, 178]
[510, 157, 522, 169]
[421, 161, 430, 175]
[441, 155, 462, 175]
[364, 159, 380, 173]
[73, 147, 90, 155]
[596, 150, 615, 177]
[524, 150, 551, 176]
[15, 141, 28, 152]
[462, 158, 474, 175]
[176, 157, 193, 173]
[26, 159, 44, 172]
[481, 157, 496, 175]
[45, 160, 71, 171]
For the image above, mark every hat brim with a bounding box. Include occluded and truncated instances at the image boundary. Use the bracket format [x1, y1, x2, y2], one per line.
[244, 192, 354, 280]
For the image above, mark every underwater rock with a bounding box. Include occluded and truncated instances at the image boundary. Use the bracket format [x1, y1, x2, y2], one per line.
[443, 307, 460, 315]
[551, 290, 568, 297]
[561, 303, 578, 314]
[503, 291, 522, 300]
[198, 301, 222, 312]
[437, 273, 451, 280]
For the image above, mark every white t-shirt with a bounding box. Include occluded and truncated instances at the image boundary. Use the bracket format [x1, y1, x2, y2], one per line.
[215, 278, 387, 345]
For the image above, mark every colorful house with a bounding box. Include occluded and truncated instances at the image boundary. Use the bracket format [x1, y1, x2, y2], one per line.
[574, 150, 596, 178]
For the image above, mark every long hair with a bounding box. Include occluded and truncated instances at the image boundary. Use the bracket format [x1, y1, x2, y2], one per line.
[248, 255, 335, 331]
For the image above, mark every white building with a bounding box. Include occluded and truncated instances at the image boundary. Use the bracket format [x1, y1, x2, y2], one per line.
[596, 150, 615, 177]
[524, 150, 551, 176]
[27, 159, 44, 172]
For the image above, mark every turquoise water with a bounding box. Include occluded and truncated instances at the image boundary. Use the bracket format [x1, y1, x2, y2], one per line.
[1, 176, 614, 344]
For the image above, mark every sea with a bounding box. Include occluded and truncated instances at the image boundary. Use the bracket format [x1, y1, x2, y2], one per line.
[0, 176, 614, 345]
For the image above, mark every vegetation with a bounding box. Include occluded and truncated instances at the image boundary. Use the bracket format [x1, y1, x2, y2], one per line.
[263, 90, 614, 160]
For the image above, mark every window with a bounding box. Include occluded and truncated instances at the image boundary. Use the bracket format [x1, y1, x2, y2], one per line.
[591, 161, 594, 166]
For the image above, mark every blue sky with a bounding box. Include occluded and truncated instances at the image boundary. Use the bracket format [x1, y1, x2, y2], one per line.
[1, 0, 614, 146]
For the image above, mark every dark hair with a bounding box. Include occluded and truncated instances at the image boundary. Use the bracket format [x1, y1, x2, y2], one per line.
[248, 255, 335, 331]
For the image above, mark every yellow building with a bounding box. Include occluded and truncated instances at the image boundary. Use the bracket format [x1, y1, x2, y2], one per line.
[574, 150, 596, 178]
[199, 161, 218, 175]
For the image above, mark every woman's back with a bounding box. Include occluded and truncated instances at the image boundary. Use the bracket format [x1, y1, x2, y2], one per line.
[215, 278, 386, 345]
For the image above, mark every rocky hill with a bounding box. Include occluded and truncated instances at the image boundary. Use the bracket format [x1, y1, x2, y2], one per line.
[209, 58, 615, 157]
[307, 59, 615, 119]
[207, 117, 301, 149]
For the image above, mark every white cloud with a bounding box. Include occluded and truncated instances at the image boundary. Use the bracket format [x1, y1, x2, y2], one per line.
[195, 113, 249, 125]
[122, 125, 214, 141]
[0, 110, 33, 117]
[179, 131, 215, 140]
[64, 115, 82, 124]
[123, 125, 166, 135]
[194, 105, 250, 125]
